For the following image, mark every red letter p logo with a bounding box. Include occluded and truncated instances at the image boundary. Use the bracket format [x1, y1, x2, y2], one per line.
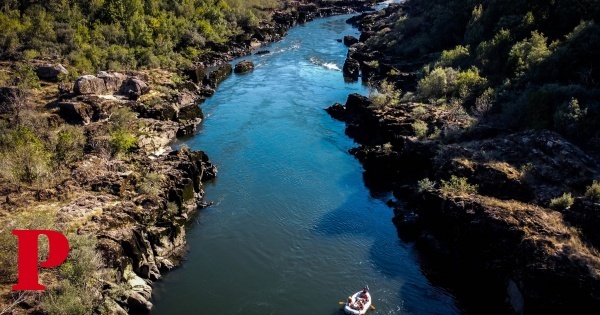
[12, 230, 70, 291]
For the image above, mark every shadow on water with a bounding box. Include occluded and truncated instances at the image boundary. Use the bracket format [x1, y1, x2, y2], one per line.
[312, 171, 462, 315]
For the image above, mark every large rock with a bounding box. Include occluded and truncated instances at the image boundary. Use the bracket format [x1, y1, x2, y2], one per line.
[343, 58, 361, 81]
[203, 64, 232, 89]
[234, 60, 255, 74]
[34, 63, 68, 81]
[74, 75, 108, 95]
[182, 64, 206, 84]
[98, 71, 127, 92]
[343, 35, 359, 46]
[120, 78, 150, 100]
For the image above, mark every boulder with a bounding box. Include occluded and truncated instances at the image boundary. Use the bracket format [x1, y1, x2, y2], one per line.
[98, 71, 127, 93]
[255, 50, 271, 55]
[343, 35, 359, 46]
[120, 78, 150, 100]
[343, 58, 361, 81]
[182, 64, 206, 84]
[234, 60, 255, 74]
[56, 101, 94, 125]
[203, 64, 232, 89]
[34, 63, 68, 81]
[74, 75, 108, 95]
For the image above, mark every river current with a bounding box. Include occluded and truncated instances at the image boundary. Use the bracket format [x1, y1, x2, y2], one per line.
[151, 10, 463, 315]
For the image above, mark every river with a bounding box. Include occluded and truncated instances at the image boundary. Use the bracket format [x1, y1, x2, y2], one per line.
[150, 8, 463, 315]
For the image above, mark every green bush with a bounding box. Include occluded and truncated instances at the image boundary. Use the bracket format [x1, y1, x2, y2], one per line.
[585, 181, 600, 202]
[417, 178, 436, 193]
[411, 120, 428, 138]
[440, 175, 478, 195]
[42, 233, 102, 315]
[15, 63, 41, 90]
[110, 129, 137, 155]
[0, 127, 52, 186]
[0, 210, 56, 283]
[55, 125, 86, 164]
[549, 192, 574, 210]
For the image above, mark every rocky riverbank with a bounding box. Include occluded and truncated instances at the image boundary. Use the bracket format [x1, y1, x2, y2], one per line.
[0, 1, 383, 314]
[329, 3, 600, 314]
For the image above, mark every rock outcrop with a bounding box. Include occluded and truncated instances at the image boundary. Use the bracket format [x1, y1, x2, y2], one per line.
[234, 60, 255, 74]
[58, 148, 217, 313]
[34, 63, 68, 81]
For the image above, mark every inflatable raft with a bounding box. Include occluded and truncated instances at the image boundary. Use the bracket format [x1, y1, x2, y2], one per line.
[344, 290, 371, 315]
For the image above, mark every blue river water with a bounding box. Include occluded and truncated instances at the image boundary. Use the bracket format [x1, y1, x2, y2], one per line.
[150, 10, 463, 315]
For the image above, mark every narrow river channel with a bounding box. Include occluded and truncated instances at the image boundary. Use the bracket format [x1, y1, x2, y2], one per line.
[151, 9, 463, 315]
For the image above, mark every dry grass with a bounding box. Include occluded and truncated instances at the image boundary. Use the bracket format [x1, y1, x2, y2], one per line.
[485, 161, 521, 179]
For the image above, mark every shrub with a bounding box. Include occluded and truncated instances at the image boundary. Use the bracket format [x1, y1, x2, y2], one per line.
[369, 79, 401, 108]
[440, 175, 478, 195]
[14, 62, 41, 90]
[549, 192, 574, 210]
[0, 210, 55, 283]
[0, 127, 52, 187]
[42, 234, 102, 315]
[411, 120, 428, 138]
[508, 31, 552, 77]
[55, 125, 86, 164]
[554, 98, 586, 132]
[417, 178, 436, 193]
[137, 171, 165, 195]
[110, 129, 137, 155]
[439, 45, 469, 66]
[585, 181, 600, 202]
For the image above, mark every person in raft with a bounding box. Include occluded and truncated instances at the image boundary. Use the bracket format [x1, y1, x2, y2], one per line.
[359, 285, 369, 302]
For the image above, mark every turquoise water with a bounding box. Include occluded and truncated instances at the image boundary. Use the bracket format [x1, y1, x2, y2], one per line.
[150, 13, 462, 315]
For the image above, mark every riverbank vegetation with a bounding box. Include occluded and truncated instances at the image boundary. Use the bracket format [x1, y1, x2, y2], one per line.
[364, 0, 600, 150]
[0, 0, 282, 72]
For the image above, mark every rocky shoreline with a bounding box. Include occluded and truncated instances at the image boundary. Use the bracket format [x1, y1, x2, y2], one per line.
[0, 1, 382, 314]
[329, 4, 600, 314]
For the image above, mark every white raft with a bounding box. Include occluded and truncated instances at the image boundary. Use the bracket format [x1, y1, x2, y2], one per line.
[344, 290, 371, 315]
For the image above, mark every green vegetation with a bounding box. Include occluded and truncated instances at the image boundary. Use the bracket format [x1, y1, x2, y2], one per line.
[0, 0, 282, 72]
[585, 181, 600, 203]
[371, 0, 600, 149]
[42, 234, 104, 315]
[549, 192, 574, 210]
[369, 79, 401, 108]
[417, 177, 436, 193]
[440, 175, 478, 196]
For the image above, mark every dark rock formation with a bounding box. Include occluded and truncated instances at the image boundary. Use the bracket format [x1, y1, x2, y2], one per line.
[34, 63, 68, 81]
[255, 50, 271, 55]
[343, 35, 359, 46]
[234, 60, 255, 74]
[182, 64, 206, 84]
[343, 58, 361, 81]
[204, 64, 232, 89]
[120, 78, 150, 100]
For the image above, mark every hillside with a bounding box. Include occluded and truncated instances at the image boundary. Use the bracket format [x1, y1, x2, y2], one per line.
[330, 0, 600, 313]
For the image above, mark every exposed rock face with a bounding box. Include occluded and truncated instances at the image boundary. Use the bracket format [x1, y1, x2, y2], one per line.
[343, 58, 361, 81]
[182, 64, 206, 84]
[59, 148, 217, 313]
[120, 78, 151, 100]
[74, 75, 108, 95]
[234, 60, 255, 74]
[34, 63, 68, 81]
[204, 64, 232, 88]
[98, 71, 127, 92]
[343, 35, 359, 46]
